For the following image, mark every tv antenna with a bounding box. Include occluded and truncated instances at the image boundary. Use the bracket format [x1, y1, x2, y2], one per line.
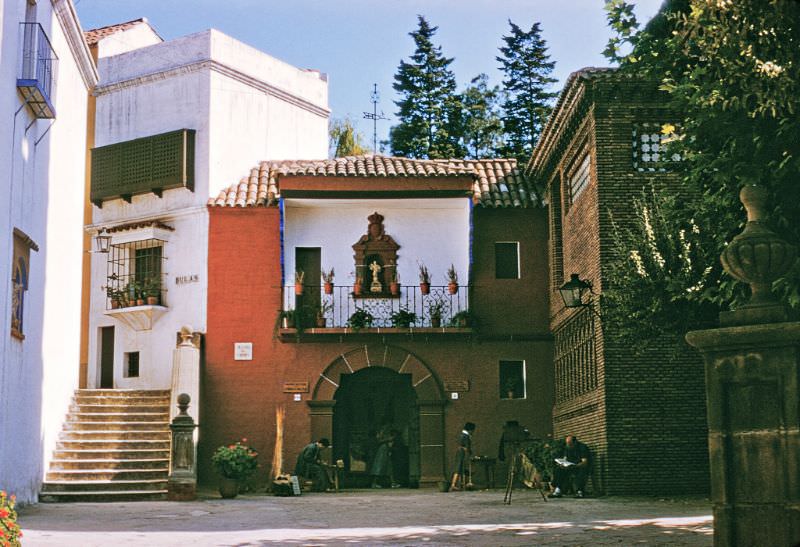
[363, 83, 388, 154]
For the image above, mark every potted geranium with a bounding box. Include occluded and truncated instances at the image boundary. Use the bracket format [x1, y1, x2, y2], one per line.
[446, 264, 459, 295]
[418, 263, 431, 295]
[294, 270, 305, 296]
[321, 267, 335, 295]
[211, 439, 259, 498]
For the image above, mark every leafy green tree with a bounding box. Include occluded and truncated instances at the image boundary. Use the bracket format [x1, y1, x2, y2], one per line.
[497, 20, 558, 163]
[461, 74, 504, 159]
[390, 16, 465, 159]
[603, 0, 800, 343]
[329, 118, 370, 157]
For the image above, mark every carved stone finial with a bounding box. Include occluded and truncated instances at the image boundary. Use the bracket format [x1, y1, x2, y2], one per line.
[177, 393, 191, 416]
[720, 185, 797, 307]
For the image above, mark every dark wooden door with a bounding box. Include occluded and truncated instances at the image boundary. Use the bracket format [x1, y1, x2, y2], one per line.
[295, 247, 321, 327]
[100, 326, 114, 388]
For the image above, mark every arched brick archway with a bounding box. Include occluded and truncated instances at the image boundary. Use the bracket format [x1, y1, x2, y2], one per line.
[308, 344, 447, 485]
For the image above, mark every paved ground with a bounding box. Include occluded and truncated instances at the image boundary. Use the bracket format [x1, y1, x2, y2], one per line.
[18, 488, 712, 546]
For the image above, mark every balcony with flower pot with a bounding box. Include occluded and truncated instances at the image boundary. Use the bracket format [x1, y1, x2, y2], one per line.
[279, 284, 473, 341]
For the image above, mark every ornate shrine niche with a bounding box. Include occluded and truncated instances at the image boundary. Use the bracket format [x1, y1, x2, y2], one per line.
[352, 212, 400, 297]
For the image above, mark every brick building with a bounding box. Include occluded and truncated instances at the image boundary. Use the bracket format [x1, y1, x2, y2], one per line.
[204, 155, 552, 487]
[527, 68, 708, 495]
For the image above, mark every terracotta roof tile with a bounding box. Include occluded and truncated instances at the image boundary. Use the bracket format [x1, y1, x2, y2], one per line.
[84, 18, 149, 47]
[208, 155, 538, 209]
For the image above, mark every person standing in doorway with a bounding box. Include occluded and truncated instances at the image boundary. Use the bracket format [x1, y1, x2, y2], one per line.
[449, 422, 476, 491]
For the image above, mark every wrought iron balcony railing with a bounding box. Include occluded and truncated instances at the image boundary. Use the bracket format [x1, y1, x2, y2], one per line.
[283, 284, 470, 330]
[17, 22, 58, 119]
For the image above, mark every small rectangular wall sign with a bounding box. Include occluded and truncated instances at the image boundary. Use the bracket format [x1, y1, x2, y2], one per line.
[234, 342, 253, 361]
[444, 379, 469, 392]
[283, 382, 309, 393]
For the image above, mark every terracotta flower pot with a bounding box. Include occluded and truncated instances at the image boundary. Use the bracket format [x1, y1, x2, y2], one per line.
[135, 298, 145, 306]
[146, 296, 159, 306]
[110, 300, 120, 309]
[420, 282, 430, 295]
[324, 282, 334, 295]
[219, 477, 239, 499]
[353, 283, 363, 296]
[447, 282, 458, 295]
[294, 283, 303, 296]
[390, 282, 400, 296]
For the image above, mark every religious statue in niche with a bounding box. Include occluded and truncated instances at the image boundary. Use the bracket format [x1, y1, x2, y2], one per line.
[352, 212, 400, 297]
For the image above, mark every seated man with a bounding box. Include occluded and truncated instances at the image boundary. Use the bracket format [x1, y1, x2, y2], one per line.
[549, 435, 591, 498]
[294, 438, 331, 492]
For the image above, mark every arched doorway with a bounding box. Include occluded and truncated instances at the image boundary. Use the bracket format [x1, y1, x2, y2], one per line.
[333, 367, 417, 487]
[309, 344, 446, 486]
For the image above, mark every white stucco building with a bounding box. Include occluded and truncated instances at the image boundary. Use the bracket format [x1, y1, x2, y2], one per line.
[0, 0, 97, 504]
[86, 24, 329, 391]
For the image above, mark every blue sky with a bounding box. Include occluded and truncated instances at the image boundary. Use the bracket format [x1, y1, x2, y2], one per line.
[76, 0, 663, 153]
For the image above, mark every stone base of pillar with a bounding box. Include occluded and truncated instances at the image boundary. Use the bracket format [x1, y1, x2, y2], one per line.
[168, 478, 197, 501]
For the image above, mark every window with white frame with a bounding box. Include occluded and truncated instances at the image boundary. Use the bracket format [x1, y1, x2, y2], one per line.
[499, 360, 526, 400]
[495, 242, 520, 279]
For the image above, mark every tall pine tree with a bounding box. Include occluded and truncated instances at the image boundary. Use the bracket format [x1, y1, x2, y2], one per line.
[390, 16, 464, 159]
[497, 20, 557, 163]
[461, 74, 504, 159]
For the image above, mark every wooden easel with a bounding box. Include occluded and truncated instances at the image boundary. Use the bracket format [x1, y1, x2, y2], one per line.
[503, 442, 547, 505]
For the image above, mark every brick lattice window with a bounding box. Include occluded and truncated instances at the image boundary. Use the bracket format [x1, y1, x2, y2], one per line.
[632, 123, 681, 172]
[568, 153, 591, 203]
[554, 308, 597, 402]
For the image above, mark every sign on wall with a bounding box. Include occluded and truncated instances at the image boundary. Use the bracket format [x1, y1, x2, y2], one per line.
[234, 343, 252, 361]
[444, 379, 469, 392]
[283, 382, 309, 393]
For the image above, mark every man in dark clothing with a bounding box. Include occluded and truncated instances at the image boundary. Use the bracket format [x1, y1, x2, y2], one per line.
[294, 438, 331, 492]
[549, 435, 591, 498]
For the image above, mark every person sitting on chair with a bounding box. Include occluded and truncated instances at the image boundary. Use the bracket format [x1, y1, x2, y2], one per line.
[549, 435, 590, 498]
[294, 438, 331, 492]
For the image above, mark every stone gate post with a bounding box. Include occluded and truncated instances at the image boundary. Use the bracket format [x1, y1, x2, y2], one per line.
[686, 185, 799, 546]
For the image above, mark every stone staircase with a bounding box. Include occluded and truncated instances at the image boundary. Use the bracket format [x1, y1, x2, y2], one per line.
[40, 389, 171, 502]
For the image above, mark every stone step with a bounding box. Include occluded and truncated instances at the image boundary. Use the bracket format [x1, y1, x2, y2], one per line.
[49, 458, 169, 471]
[39, 490, 168, 503]
[53, 448, 169, 460]
[66, 412, 169, 422]
[41, 478, 168, 493]
[46, 469, 168, 482]
[75, 395, 171, 406]
[76, 389, 170, 397]
[60, 430, 170, 441]
[70, 403, 170, 413]
[63, 421, 170, 432]
[56, 439, 170, 450]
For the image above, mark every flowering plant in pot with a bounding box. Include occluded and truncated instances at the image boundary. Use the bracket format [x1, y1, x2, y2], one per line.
[294, 270, 305, 296]
[211, 439, 259, 498]
[0, 490, 22, 545]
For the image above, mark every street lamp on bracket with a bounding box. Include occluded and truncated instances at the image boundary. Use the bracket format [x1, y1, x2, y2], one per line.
[558, 273, 600, 318]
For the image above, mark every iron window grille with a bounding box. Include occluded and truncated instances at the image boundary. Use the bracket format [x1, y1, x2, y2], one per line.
[553, 307, 597, 403]
[105, 239, 167, 309]
[17, 22, 58, 119]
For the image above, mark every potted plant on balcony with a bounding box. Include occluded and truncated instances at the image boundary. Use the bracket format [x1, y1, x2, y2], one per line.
[316, 301, 333, 328]
[446, 264, 459, 295]
[389, 270, 400, 296]
[281, 308, 296, 329]
[294, 270, 305, 296]
[347, 308, 374, 330]
[449, 309, 471, 328]
[322, 267, 335, 295]
[352, 269, 364, 296]
[428, 295, 447, 328]
[211, 438, 259, 499]
[144, 277, 161, 305]
[390, 308, 417, 328]
[418, 263, 431, 295]
[106, 286, 123, 309]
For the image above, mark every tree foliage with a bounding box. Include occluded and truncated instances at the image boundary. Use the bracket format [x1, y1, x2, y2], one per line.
[329, 118, 370, 158]
[461, 74, 504, 159]
[497, 20, 558, 163]
[390, 16, 464, 159]
[603, 0, 800, 343]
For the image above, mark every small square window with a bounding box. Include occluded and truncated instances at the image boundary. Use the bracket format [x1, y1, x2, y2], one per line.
[500, 360, 526, 399]
[495, 242, 520, 279]
[124, 352, 140, 378]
